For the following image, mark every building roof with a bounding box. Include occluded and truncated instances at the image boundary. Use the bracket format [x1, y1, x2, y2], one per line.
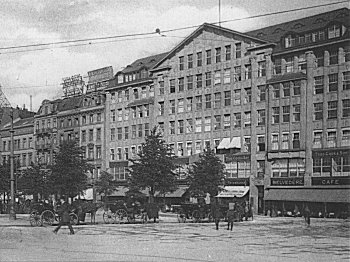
[120, 52, 168, 74]
[246, 8, 350, 53]
[56, 96, 84, 112]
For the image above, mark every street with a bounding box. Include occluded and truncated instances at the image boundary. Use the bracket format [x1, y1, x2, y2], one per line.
[0, 212, 349, 262]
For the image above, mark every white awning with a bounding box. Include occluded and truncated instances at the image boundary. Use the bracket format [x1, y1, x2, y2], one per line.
[217, 137, 231, 149]
[216, 186, 249, 198]
[227, 137, 241, 149]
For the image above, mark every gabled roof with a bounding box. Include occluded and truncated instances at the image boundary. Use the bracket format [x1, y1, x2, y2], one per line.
[152, 22, 268, 71]
[246, 8, 350, 52]
[120, 52, 168, 74]
[57, 96, 83, 112]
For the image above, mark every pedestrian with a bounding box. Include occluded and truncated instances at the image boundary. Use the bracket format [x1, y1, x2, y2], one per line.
[53, 200, 74, 235]
[226, 205, 235, 231]
[293, 204, 300, 217]
[211, 199, 222, 230]
[303, 205, 311, 226]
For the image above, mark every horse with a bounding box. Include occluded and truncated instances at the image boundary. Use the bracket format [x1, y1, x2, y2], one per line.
[72, 200, 103, 224]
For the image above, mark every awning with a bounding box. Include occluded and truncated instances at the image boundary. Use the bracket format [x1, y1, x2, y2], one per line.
[227, 137, 241, 149]
[216, 186, 250, 198]
[217, 138, 231, 149]
[265, 188, 350, 203]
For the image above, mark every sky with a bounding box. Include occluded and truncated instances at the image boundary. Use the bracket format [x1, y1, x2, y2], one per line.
[0, 0, 348, 111]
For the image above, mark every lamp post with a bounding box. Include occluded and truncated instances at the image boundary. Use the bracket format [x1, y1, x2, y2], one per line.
[9, 108, 16, 220]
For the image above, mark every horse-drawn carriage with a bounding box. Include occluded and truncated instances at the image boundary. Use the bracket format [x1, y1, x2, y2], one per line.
[102, 200, 147, 224]
[175, 203, 213, 223]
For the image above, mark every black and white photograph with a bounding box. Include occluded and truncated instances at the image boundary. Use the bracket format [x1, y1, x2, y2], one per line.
[0, 0, 349, 261]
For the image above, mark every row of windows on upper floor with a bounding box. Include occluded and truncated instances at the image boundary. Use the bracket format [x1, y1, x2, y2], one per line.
[313, 99, 350, 120]
[314, 71, 350, 94]
[110, 85, 154, 103]
[2, 137, 34, 152]
[284, 24, 347, 49]
[177, 43, 243, 71]
[2, 153, 33, 168]
[312, 129, 350, 149]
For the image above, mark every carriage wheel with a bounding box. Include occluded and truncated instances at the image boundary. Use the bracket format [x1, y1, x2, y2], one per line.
[116, 209, 128, 223]
[41, 210, 55, 226]
[70, 213, 78, 225]
[103, 211, 115, 224]
[177, 213, 186, 223]
[30, 211, 42, 227]
[192, 210, 201, 223]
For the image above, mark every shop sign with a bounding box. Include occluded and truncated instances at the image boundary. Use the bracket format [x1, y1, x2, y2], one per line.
[312, 176, 350, 186]
[312, 149, 350, 158]
[224, 154, 250, 163]
[270, 177, 304, 186]
[226, 178, 250, 186]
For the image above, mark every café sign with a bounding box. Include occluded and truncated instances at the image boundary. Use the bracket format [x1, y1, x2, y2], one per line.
[226, 178, 250, 186]
[270, 177, 304, 186]
[312, 176, 350, 186]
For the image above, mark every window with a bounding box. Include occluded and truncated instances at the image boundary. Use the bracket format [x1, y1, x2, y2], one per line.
[169, 121, 175, 135]
[158, 122, 164, 135]
[327, 131, 336, 148]
[88, 147, 94, 160]
[170, 79, 175, 93]
[110, 128, 115, 141]
[315, 51, 324, 67]
[272, 107, 280, 124]
[124, 89, 129, 101]
[169, 100, 175, 114]
[197, 51, 202, 67]
[188, 54, 193, 69]
[205, 72, 212, 87]
[224, 114, 231, 130]
[149, 85, 154, 97]
[284, 34, 296, 48]
[186, 119, 193, 134]
[273, 84, 280, 98]
[258, 61, 266, 77]
[132, 125, 136, 138]
[274, 58, 282, 74]
[225, 45, 231, 61]
[205, 94, 211, 109]
[215, 47, 221, 63]
[133, 88, 139, 99]
[298, 54, 306, 71]
[293, 80, 301, 96]
[137, 106, 143, 118]
[97, 128, 101, 141]
[187, 97, 193, 112]
[96, 146, 102, 160]
[293, 104, 301, 122]
[145, 123, 150, 136]
[141, 87, 147, 98]
[224, 91, 231, 106]
[159, 102, 164, 116]
[285, 57, 293, 73]
[159, 81, 164, 95]
[178, 99, 184, 113]
[195, 141, 202, 154]
[117, 109, 122, 121]
[343, 72, 350, 90]
[233, 112, 241, 128]
[138, 124, 143, 137]
[257, 160, 265, 178]
[244, 112, 251, 127]
[179, 56, 184, 70]
[244, 137, 251, 152]
[282, 106, 290, 122]
[88, 129, 93, 141]
[328, 101, 337, 119]
[314, 76, 324, 94]
[117, 128, 122, 140]
[282, 82, 290, 97]
[328, 24, 341, 39]
[214, 115, 221, 130]
[257, 136, 265, 151]
[178, 78, 184, 92]
[223, 69, 230, 84]
[124, 127, 129, 139]
[186, 141, 193, 156]
[195, 95, 202, 110]
[131, 107, 136, 118]
[329, 49, 339, 65]
[342, 130, 350, 146]
[258, 110, 265, 126]
[177, 142, 184, 156]
[196, 74, 202, 88]
[235, 43, 241, 58]
[328, 74, 338, 92]
[214, 92, 221, 108]
[313, 131, 322, 148]
[206, 49, 211, 65]
[272, 134, 279, 150]
[233, 90, 241, 105]
[244, 64, 251, 80]
[292, 133, 300, 149]
[244, 88, 251, 104]
[124, 148, 129, 160]
[187, 75, 193, 90]
[195, 118, 202, 133]
[257, 85, 266, 102]
[343, 99, 350, 117]
[214, 70, 221, 85]
[204, 117, 211, 132]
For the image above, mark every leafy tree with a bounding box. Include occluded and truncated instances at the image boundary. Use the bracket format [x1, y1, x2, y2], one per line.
[49, 140, 91, 200]
[0, 163, 10, 196]
[128, 127, 178, 203]
[188, 147, 225, 199]
[95, 171, 116, 206]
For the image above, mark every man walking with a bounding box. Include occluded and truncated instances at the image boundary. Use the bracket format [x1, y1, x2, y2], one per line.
[303, 205, 311, 226]
[211, 199, 222, 230]
[53, 199, 75, 235]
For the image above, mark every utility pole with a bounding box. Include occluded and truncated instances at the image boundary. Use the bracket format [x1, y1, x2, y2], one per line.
[219, 0, 221, 27]
[9, 108, 16, 220]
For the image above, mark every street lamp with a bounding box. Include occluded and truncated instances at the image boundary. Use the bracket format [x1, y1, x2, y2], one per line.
[9, 108, 16, 220]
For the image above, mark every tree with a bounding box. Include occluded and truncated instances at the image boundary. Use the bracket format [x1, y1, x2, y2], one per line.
[95, 171, 116, 206]
[49, 140, 91, 200]
[0, 163, 10, 198]
[128, 127, 178, 203]
[188, 147, 225, 199]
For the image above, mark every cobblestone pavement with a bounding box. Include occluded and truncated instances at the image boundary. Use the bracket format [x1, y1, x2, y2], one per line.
[0, 213, 349, 262]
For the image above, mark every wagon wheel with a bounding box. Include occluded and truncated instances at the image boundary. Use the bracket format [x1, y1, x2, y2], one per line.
[116, 209, 128, 223]
[103, 210, 115, 224]
[41, 210, 55, 226]
[192, 210, 201, 223]
[70, 213, 78, 225]
[30, 211, 42, 227]
[177, 212, 186, 223]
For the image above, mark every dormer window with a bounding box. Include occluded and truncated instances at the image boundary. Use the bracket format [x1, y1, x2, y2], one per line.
[117, 74, 123, 84]
[328, 24, 341, 39]
[284, 34, 296, 48]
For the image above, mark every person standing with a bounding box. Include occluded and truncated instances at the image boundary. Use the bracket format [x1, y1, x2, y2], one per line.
[226, 204, 235, 231]
[303, 205, 311, 226]
[53, 200, 75, 235]
[211, 199, 222, 230]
